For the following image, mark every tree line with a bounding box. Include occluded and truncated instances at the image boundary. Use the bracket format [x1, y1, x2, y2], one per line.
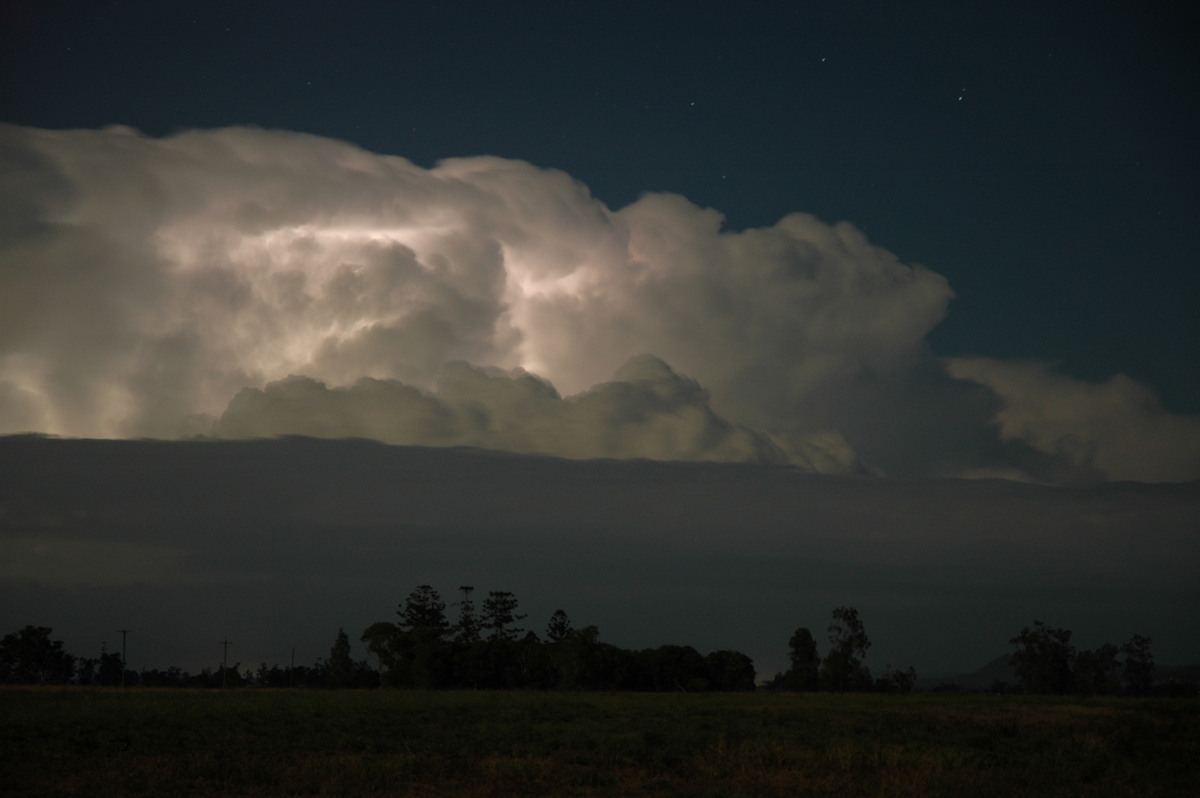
[763, 609, 1162, 696]
[0, 586, 755, 692]
[1005, 620, 1157, 696]
[0, 624, 362, 689]
[0, 592, 1168, 695]
[358, 585, 756, 691]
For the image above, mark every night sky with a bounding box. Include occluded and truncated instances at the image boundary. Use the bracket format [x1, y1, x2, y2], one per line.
[1, 2, 1198, 676]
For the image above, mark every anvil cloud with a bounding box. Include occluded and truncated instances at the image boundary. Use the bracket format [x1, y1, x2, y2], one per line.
[1, 124, 1197, 482]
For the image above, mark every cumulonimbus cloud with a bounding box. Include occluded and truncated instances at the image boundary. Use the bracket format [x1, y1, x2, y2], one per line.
[1, 123, 1196, 482]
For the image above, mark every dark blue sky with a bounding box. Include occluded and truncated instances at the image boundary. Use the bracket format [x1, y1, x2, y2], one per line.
[3, 0, 1197, 410]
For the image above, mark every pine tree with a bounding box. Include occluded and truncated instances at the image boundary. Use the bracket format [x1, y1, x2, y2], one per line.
[546, 609, 573, 643]
[482, 591, 526, 641]
[398, 585, 448, 642]
[326, 628, 353, 688]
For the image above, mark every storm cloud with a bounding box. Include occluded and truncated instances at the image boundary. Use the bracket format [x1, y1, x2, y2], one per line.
[1, 123, 1197, 482]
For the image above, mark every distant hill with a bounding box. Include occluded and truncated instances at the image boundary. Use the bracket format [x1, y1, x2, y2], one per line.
[917, 654, 1015, 692]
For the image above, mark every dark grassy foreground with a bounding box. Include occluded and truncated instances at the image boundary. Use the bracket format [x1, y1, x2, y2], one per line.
[2, 688, 1198, 797]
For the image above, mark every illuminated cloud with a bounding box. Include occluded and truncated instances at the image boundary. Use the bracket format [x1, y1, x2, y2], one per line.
[1, 123, 1196, 481]
[215, 356, 800, 464]
[946, 358, 1200, 483]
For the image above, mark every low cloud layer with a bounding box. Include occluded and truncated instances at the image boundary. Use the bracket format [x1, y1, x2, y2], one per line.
[1, 124, 1196, 482]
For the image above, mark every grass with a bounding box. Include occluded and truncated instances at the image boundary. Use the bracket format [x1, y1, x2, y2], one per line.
[3, 688, 1198, 796]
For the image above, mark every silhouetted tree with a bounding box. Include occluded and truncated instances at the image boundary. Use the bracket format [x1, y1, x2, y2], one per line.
[516, 631, 558, 688]
[139, 666, 185, 688]
[875, 664, 917, 693]
[705, 649, 757, 691]
[76, 656, 98, 686]
[351, 658, 381, 688]
[555, 625, 601, 689]
[482, 591, 526, 641]
[0, 626, 76, 684]
[1009, 620, 1075, 694]
[207, 661, 245, 688]
[253, 663, 283, 687]
[1121, 634, 1155, 695]
[326, 628, 353, 688]
[1074, 643, 1120, 695]
[399, 585, 448, 642]
[546, 609, 573, 643]
[97, 644, 125, 686]
[361, 621, 408, 686]
[390, 586, 452, 686]
[821, 607, 871, 691]
[785, 627, 820, 690]
[639, 645, 709, 691]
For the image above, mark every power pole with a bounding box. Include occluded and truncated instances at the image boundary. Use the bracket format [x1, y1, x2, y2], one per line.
[118, 629, 131, 688]
[220, 637, 232, 688]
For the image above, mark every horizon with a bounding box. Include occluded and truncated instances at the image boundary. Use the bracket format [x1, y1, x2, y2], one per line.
[3, 435, 1196, 680]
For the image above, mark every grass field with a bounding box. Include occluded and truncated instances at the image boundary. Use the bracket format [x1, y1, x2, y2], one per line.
[3, 688, 1198, 797]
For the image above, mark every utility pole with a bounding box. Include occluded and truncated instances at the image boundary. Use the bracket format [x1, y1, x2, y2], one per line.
[220, 637, 232, 688]
[118, 629, 131, 688]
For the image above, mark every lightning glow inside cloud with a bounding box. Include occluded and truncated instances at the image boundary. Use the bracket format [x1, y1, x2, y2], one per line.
[1, 124, 1197, 482]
